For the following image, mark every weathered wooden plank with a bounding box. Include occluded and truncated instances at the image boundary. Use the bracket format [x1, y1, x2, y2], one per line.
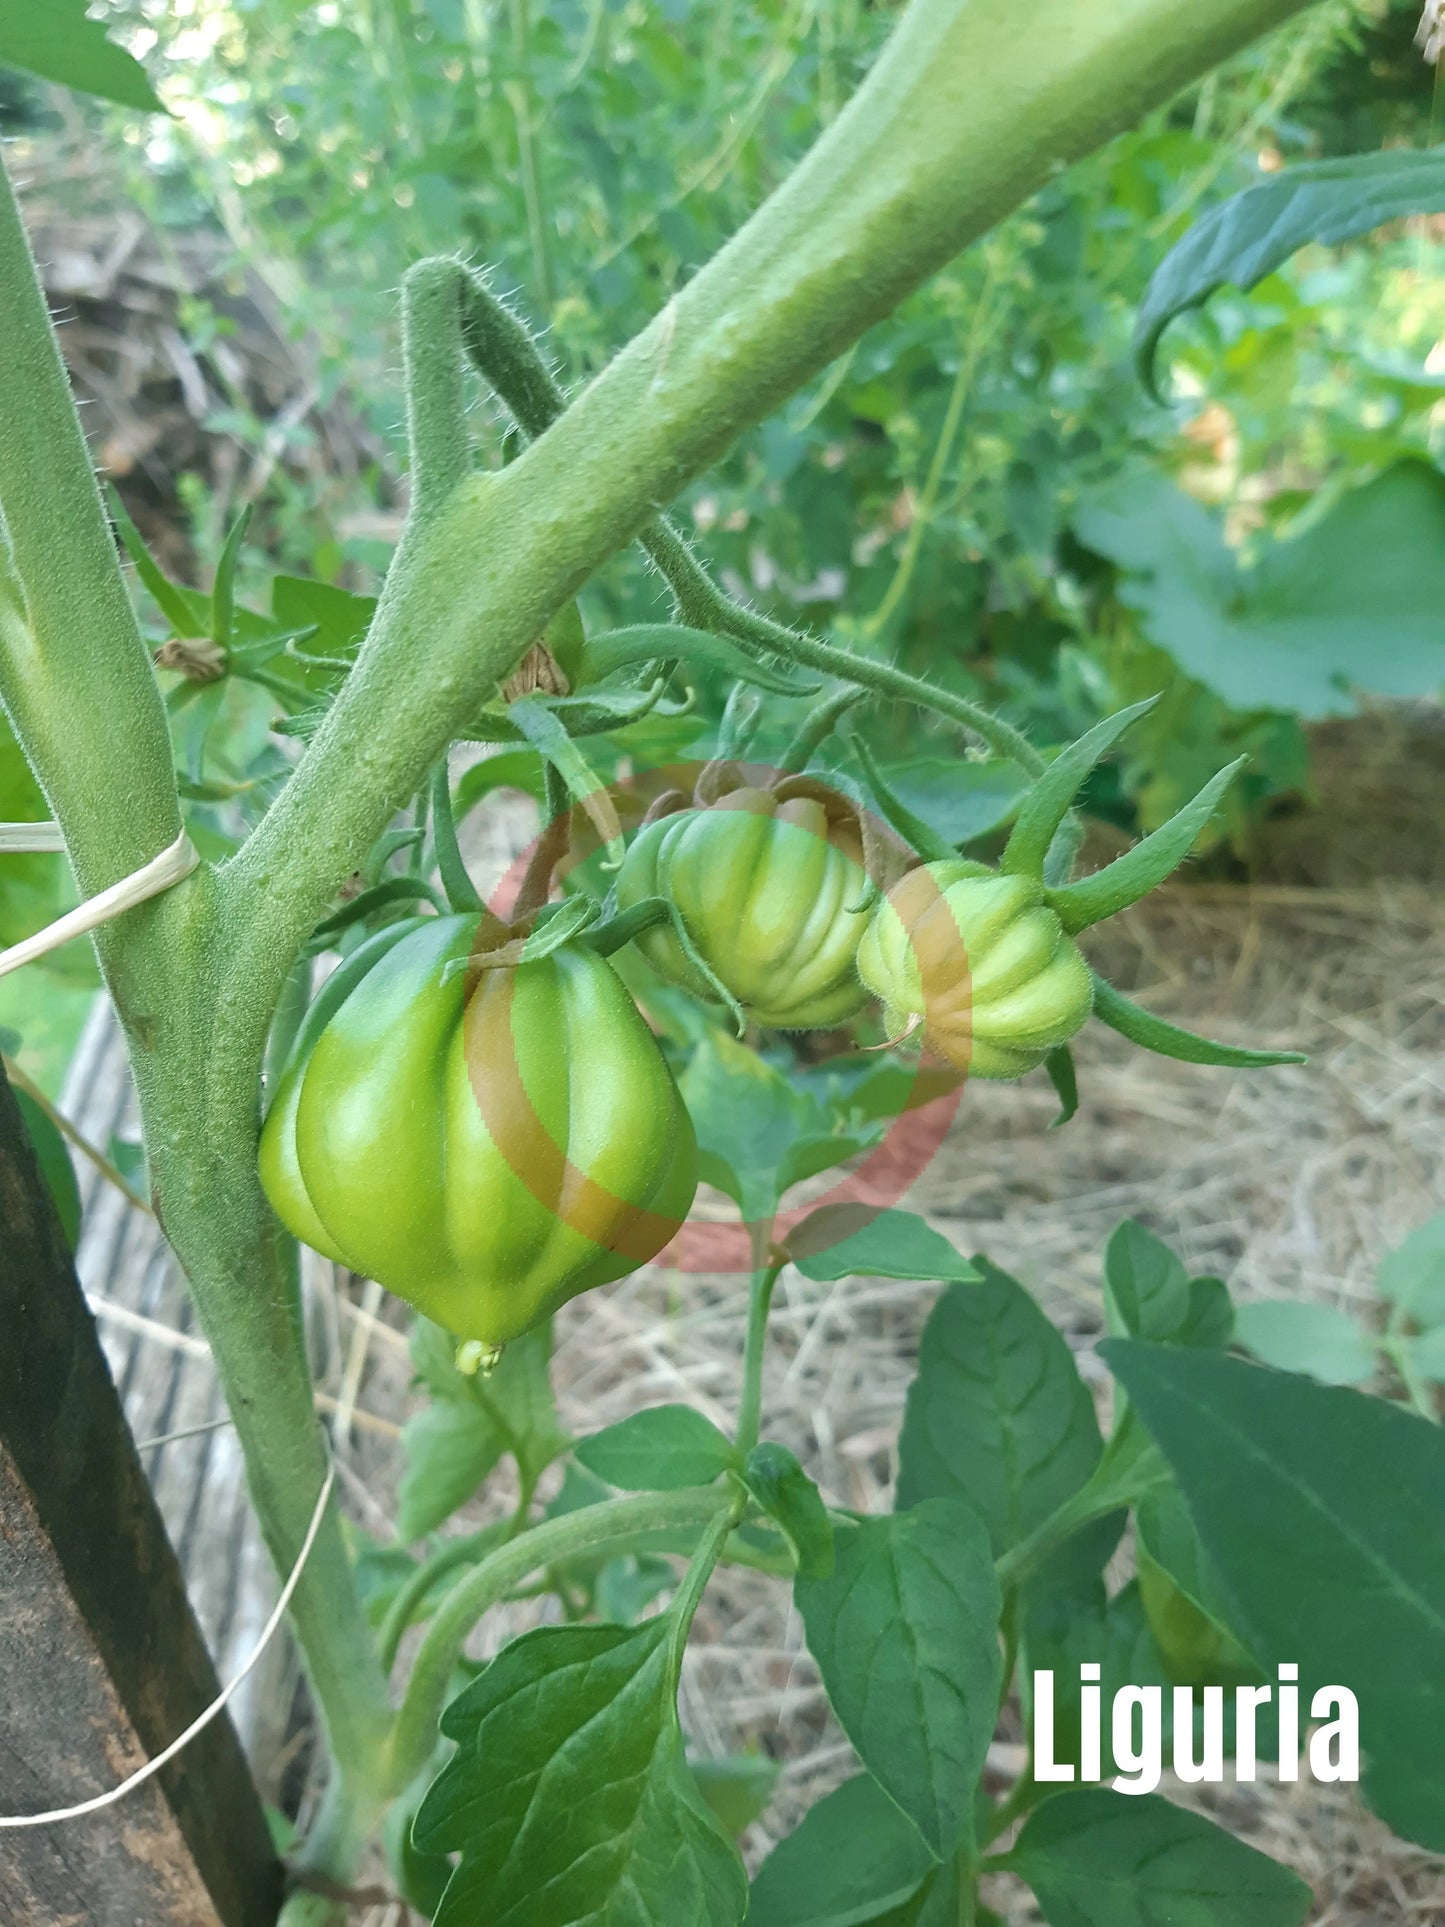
[0, 1063, 282, 1927]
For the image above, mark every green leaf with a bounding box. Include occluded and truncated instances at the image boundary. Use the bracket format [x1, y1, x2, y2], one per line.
[414, 1620, 746, 1925]
[1043, 1045, 1078, 1126]
[795, 1501, 1001, 1856]
[743, 1442, 834, 1580]
[860, 755, 1031, 851]
[270, 575, 375, 660]
[574, 1405, 740, 1492]
[1134, 1483, 1261, 1688]
[209, 507, 252, 650]
[111, 494, 208, 638]
[896, 1260, 1101, 1559]
[776, 1128, 882, 1194]
[1102, 1341, 1445, 1850]
[1103, 1221, 1189, 1343]
[689, 1752, 779, 1838]
[1136, 149, 1445, 398]
[1001, 702, 1156, 881]
[680, 1031, 825, 1216]
[452, 747, 545, 812]
[1232, 1300, 1377, 1387]
[1005, 1788, 1310, 1926]
[1090, 973, 1304, 1070]
[1074, 464, 1445, 719]
[0, 0, 164, 112]
[844, 735, 963, 863]
[1178, 1275, 1234, 1350]
[596, 1553, 676, 1625]
[784, 1205, 978, 1286]
[397, 1399, 507, 1543]
[1046, 759, 1242, 934]
[581, 624, 819, 696]
[1377, 1215, 1445, 1328]
[745, 1774, 937, 1927]
[407, 1316, 568, 1493]
[14, 1087, 81, 1250]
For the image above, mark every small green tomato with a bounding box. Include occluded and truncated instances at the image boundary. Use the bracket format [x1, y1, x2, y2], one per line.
[856, 862, 1092, 1078]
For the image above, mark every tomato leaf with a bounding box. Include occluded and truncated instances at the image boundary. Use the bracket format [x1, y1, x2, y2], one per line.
[1231, 1300, 1377, 1387]
[795, 1501, 1001, 1857]
[0, 0, 164, 112]
[1003, 1787, 1310, 1925]
[745, 1773, 937, 1927]
[784, 1205, 977, 1286]
[575, 1404, 740, 1491]
[1136, 149, 1445, 399]
[414, 1620, 747, 1925]
[1103, 1341, 1445, 1851]
[896, 1259, 1102, 1558]
[397, 1399, 508, 1543]
[1376, 1215, 1445, 1328]
[743, 1442, 833, 1580]
[1102, 1220, 1190, 1343]
[689, 1752, 779, 1838]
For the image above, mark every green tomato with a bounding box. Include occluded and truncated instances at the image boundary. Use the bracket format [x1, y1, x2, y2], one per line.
[258, 914, 697, 1349]
[856, 862, 1092, 1079]
[614, 787, 872, 1029]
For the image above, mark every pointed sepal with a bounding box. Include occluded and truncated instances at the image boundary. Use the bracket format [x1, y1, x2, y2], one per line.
[1000, 698, 1158, 881]
[1091, 971, 1305, 1069]
[1047, 756, 1244, 934]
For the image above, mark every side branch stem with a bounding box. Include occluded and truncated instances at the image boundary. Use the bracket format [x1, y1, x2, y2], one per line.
[387, 1484, 735, 1790]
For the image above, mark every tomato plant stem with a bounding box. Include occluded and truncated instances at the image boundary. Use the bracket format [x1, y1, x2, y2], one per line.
[737, 1257, 785, 1456]
[387, 1483, 740, 1791]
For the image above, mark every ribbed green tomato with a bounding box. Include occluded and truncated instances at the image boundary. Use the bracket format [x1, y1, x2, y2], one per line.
[856, 862, 1092, 1079]
[614, 788, 872, 1029]
[258, 915, 697, 1348]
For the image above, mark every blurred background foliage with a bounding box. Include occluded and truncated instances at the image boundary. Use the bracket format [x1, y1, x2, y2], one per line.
[1, 0, 1442, 1086]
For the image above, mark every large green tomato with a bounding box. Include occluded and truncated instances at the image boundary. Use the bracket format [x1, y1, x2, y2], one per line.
[856, 862, 1092, 1079]
[614, 785, 872, 1029]
[258, 915, 697, 1349]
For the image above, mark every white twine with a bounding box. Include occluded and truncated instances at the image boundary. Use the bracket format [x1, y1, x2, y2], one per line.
[0, 822, 66, 851]
[0, 1453, 335, 1829]
[0, 827, 199, 982]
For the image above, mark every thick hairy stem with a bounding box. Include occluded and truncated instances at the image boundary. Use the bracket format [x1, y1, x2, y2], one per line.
[124, 889, 394, 1808]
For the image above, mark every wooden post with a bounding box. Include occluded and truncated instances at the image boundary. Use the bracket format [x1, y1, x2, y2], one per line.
[0, 1063, 283, 1926]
